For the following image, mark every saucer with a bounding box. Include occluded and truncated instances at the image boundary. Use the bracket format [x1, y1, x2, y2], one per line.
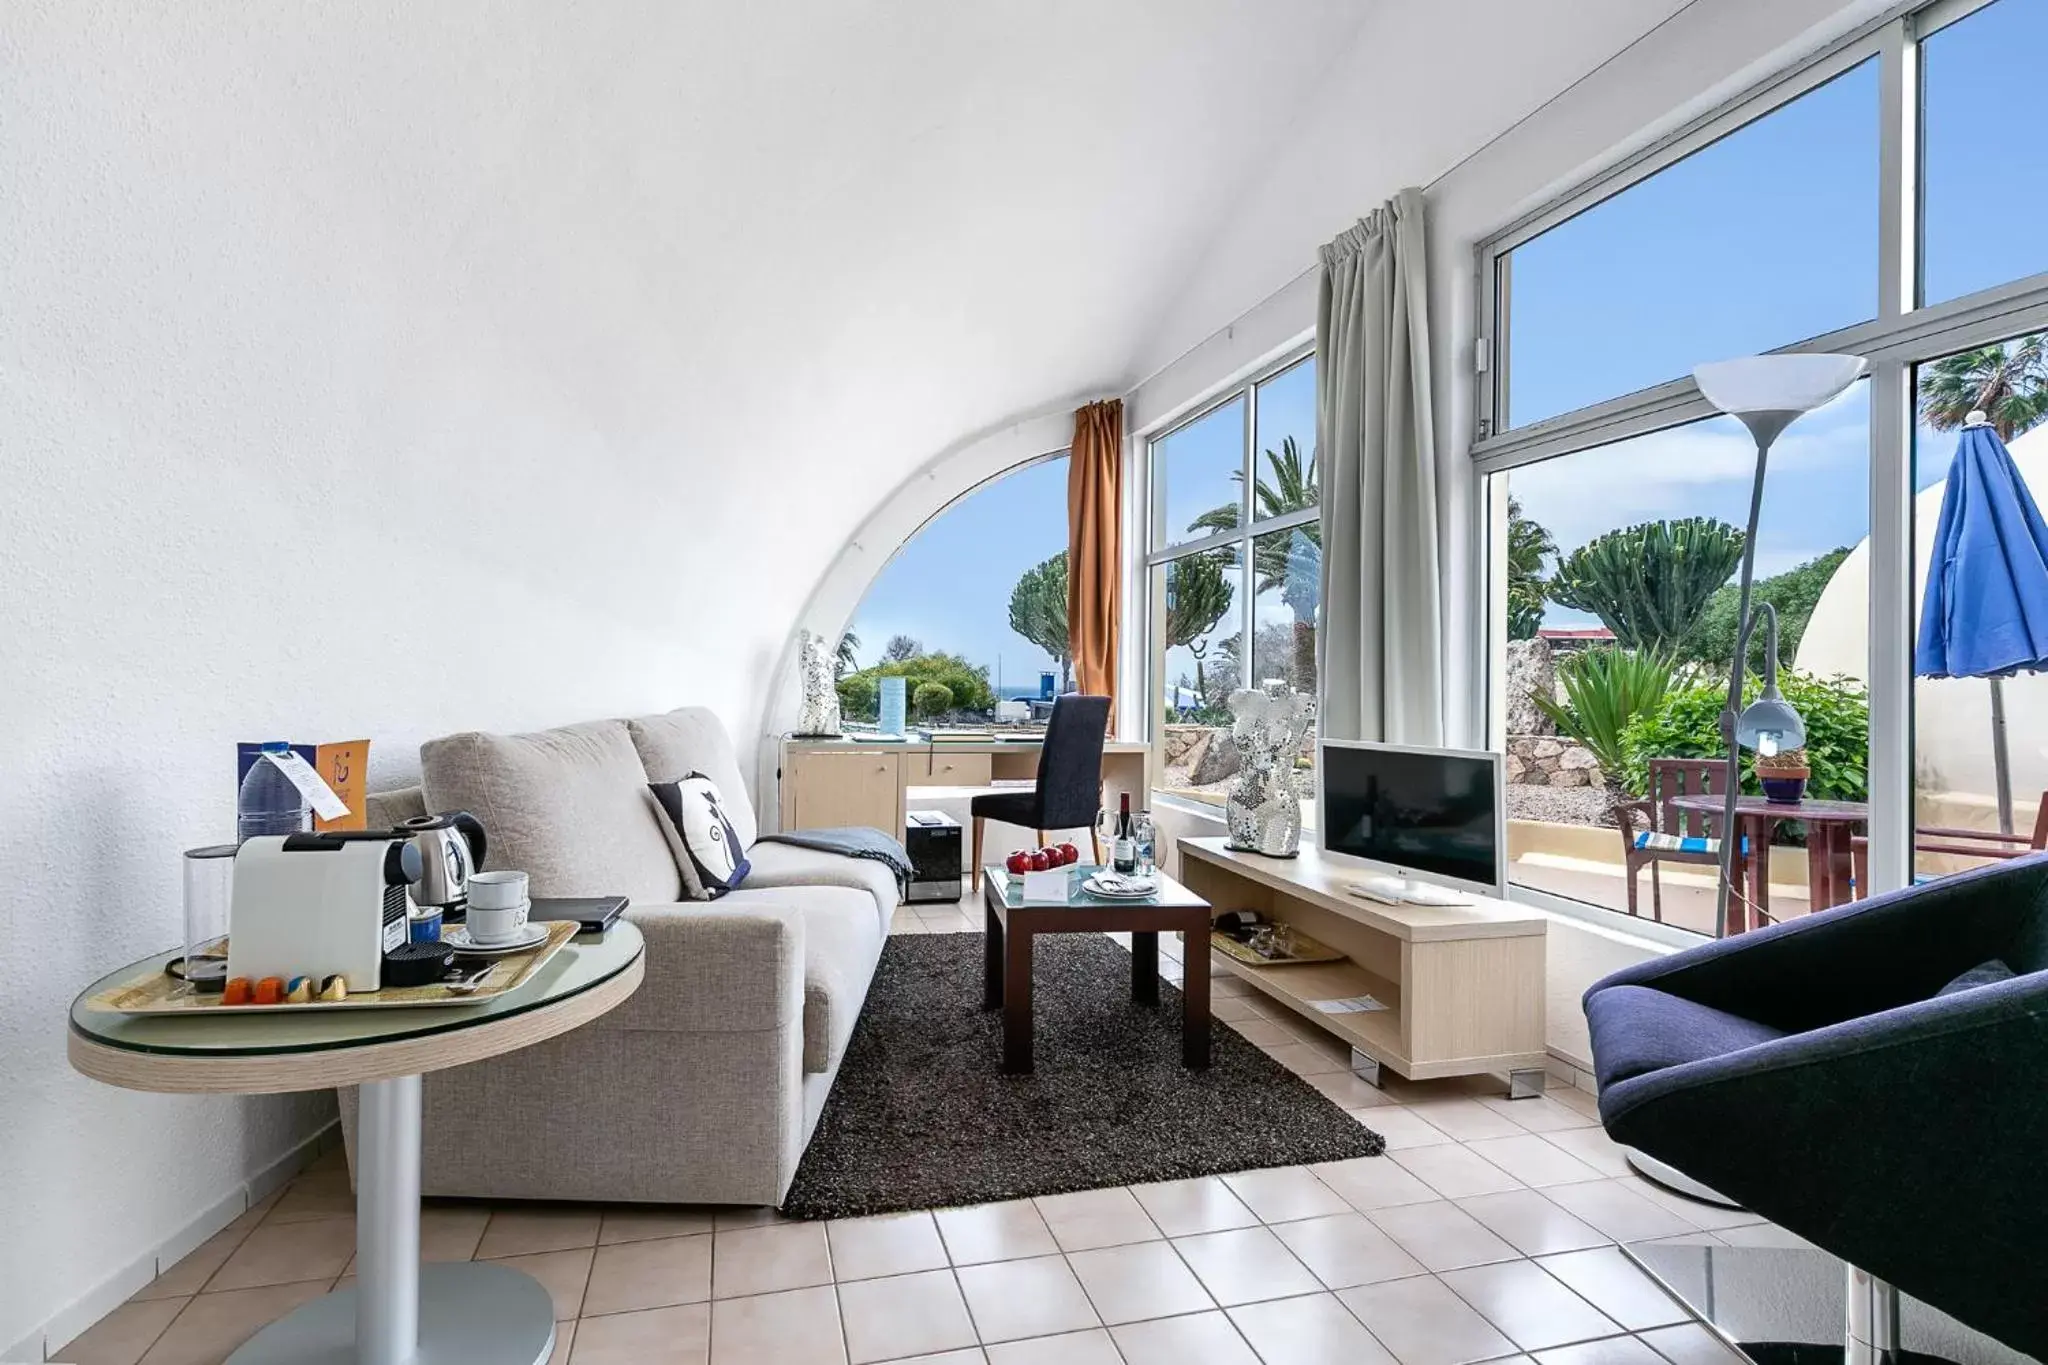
[443, 922, 548, 955]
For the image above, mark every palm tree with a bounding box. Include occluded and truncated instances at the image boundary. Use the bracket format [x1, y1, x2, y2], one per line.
[1189, 436, 1321, 689]
[835, 630, 860, 679]
[1919, 335, 2048, 442]
[1506, 496, 1556, 641]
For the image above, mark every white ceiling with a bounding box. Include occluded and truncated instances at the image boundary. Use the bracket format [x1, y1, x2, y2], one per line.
[7, 0, 1696, 745]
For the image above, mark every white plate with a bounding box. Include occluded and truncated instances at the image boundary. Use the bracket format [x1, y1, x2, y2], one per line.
[1083, 876, 1158, 899]
[443, 922, 549, 955]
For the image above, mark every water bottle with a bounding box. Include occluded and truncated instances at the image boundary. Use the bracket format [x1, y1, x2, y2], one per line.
[238, 742, 309, 841]
[1134, 812, 1157, 879]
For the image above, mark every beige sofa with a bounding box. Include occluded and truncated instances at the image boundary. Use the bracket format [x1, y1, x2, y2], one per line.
[338, 706, 896, 1206]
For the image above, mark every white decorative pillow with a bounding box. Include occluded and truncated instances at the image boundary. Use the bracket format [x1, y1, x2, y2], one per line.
[650, 774, 752, 900]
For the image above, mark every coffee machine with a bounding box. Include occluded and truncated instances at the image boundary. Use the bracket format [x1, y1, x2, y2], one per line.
[227, 831, 423, 991]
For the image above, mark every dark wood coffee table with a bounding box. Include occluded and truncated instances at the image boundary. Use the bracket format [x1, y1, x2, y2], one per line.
[981, 864, 1212, 1073]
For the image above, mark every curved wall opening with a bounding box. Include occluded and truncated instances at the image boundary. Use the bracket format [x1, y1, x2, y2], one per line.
[837, 452, 1073, 725]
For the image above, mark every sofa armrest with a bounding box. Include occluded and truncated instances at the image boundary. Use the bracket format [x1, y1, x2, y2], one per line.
[1584, 853, 2048, 1033]
[600, 901, 805, 1034]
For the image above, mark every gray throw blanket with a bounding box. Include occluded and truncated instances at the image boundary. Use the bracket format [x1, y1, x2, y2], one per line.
[754, 826, 914, 893]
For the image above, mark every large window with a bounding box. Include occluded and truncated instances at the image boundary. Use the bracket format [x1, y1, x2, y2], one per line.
[841, 454, 1070, 728]
[1147, 354, 1319, 808]
[1920, 0, 2048, 305]
[1497, 393, 1871, 935]
[1479, 0, 2048, 940]
[1501, 58, 1878, 429]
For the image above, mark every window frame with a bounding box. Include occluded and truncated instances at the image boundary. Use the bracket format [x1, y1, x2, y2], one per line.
[1468, 0, 2048, 934]
[1139, 345, 1318, 804]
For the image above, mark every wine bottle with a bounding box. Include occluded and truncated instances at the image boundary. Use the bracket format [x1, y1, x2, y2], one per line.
[1113, 793, 1137, 874]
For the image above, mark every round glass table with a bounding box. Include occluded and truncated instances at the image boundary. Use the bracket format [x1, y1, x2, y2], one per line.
[69, 922, 645, 1365]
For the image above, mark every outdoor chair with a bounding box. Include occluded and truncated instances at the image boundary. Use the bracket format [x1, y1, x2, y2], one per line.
[1613, 758, 1743, 922]
[1583, 852, 2048, 1359]
[1849, 792, 2048, 898]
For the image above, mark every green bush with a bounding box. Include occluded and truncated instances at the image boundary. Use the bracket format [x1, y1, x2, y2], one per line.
[1619, 670, 1869, 802]
[912, 681, 954, 718]
[1530, 648, 1673, 789]
[1680, 548, 1851, 674]
[836, 650, 996, 721]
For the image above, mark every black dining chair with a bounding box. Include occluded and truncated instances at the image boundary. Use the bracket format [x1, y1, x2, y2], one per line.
[971, 694, 1112, 888]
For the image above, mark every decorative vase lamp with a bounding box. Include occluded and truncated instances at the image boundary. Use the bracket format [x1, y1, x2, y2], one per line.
[1691, 351, 1865, 939]
[794, 630, 843, 738]
[1224, 682, 1317, 857]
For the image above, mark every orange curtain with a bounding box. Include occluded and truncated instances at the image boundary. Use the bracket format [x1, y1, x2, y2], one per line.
[1067, 399, 1123, 730]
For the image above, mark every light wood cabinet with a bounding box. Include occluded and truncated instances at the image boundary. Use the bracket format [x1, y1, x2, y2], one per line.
[782, 749, 904, 832]
[924, 752, 992, 786]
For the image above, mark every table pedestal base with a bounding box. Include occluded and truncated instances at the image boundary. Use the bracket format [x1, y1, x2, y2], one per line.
[226, 1262, 555, 1365]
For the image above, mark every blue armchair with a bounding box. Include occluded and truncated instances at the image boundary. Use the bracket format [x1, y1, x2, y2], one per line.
[1582, 853, 2048, 1360]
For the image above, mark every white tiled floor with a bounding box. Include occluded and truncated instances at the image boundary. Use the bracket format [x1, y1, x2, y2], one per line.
[53, 895, 1773, 1365]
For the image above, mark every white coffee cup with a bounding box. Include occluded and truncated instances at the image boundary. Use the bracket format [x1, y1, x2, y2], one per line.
[467, 869, 529, 910]
[465, 898, 530, 946]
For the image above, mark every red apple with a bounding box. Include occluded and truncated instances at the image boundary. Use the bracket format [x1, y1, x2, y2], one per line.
[1029, 848, 1053, 872]
[1004, 850, 1032, 876]
[1056, 842, 1081, 866]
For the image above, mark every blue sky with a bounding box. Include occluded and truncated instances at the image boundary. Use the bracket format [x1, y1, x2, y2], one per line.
[856, 0, 2047, 672]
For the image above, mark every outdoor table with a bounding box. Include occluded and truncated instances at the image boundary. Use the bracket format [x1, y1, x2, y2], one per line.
[1670, 794, 1871, 933]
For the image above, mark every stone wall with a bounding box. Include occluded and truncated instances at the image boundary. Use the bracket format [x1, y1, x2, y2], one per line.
[1506, 733, 1602, 787]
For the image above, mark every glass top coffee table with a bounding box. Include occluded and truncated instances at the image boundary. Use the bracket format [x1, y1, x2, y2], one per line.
[69, 923, 645, 1365]
[980, 864, 1212, 1073]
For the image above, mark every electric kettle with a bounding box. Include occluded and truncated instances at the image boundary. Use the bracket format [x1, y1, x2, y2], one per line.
[399, 811, 488, 911]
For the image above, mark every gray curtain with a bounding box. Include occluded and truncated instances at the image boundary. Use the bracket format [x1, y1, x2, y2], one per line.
[1316, 188, 1444, 746]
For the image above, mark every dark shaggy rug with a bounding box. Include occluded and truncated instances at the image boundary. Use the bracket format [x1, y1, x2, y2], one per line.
[780, 932, 1385, 1219]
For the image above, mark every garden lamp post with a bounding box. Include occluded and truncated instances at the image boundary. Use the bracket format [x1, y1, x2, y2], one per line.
[1693, 353, 1867, 940]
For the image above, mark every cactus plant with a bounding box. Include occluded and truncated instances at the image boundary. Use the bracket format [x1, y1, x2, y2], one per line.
[1548, 518, 1746, 654]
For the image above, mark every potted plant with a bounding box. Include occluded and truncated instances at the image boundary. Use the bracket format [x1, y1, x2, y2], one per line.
[1755, 746, 1811, 805]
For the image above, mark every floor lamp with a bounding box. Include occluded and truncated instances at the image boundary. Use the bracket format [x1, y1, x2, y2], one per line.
[1692, 353, 1868, 941]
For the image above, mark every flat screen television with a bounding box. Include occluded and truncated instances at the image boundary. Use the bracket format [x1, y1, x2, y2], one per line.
[1317, 739, 1506, 897]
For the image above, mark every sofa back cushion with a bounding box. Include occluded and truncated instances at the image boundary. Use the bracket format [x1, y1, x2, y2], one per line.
[421, 719, 681, 904]
[627, 707, 757, 849]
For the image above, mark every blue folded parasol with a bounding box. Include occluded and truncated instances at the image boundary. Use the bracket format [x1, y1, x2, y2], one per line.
[1915, 416, 2048, 831]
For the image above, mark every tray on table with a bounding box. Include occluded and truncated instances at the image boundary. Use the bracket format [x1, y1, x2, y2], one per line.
[90, 919, 581, 1016]
[1208, 928, 1346, 967]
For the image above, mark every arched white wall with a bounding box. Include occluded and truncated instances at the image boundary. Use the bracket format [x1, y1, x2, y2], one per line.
[753, 400, 1098, 822]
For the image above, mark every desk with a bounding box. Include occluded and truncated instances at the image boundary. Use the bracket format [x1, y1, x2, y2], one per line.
[778, 736, 1151, 834]
[70, 925, 644, 1365]
[1669, 794, 1869, 932]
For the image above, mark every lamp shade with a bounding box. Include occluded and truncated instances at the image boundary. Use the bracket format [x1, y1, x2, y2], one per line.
[1736, 691, 1806, 756]
[1693, 353, 1868, 417]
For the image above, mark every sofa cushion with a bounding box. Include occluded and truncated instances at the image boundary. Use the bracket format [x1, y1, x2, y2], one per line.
[1585, 983, 1787, 1092]
[421, 719, 681, 905]
[744, 839, 899, 934]
[628, 708, 758, 849]
[366, 785, 428, 828]
[721, 883, 882, 1074]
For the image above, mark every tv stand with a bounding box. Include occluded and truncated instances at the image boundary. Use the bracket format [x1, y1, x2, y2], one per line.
[1178, 838, 1548, 1096]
